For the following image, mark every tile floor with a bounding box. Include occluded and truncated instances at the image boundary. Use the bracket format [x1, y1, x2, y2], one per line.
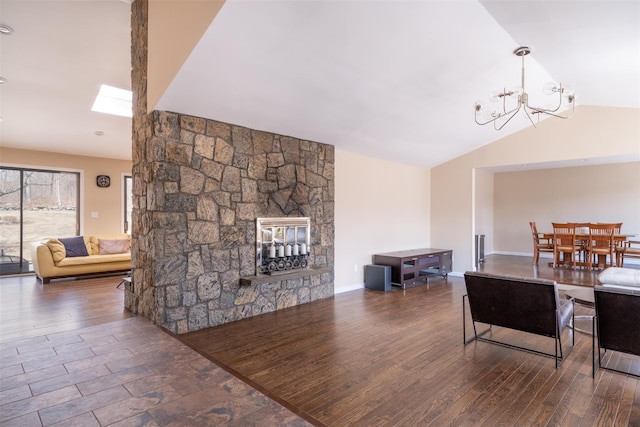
[0, 315, 312, 426]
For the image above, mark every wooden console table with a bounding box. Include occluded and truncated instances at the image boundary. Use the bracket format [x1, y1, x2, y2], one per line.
[373, 248, 452, 289]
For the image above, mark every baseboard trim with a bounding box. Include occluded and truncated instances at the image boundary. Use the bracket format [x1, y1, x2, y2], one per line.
[490, 251, 639, 265]
[335, 283, 364, 294]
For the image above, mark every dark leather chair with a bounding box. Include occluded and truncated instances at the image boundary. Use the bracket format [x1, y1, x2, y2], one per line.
[463, 271, 574, 368]
[593, 285, 640, 377]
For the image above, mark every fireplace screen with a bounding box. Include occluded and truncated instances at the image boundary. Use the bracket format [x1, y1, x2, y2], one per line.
[256, 217, 311, 275]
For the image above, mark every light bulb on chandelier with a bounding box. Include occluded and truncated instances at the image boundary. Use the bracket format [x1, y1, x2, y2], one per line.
[474, 47, 576, 131]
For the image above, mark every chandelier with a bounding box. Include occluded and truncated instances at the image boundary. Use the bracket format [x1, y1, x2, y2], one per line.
[474, 47, 576, 131]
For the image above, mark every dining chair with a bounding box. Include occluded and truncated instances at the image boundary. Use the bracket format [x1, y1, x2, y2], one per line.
[599, 222, 623, 241]
[609, 222, 624, 252]
[529, 221, 554, 265]
[575, 222, 591, 262]
[616, 240, 640, 267]
[552, 223, 582, 269]
[586, 223, 616, 270]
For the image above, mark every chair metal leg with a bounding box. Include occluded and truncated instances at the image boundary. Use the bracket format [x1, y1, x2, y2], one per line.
[572, 308, 575, 345]
[463, 295, 493, 345]
[592, 315, 596, 378]
[555, 316, 559, 368]
[462, 295, 467, 344]
[555, 324, 560, 368]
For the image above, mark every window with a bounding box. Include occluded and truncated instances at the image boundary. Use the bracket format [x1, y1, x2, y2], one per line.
[0, 167, 80, 276]
[124, 175, 132, 233]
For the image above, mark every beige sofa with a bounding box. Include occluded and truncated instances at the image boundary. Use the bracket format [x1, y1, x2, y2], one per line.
[32, 234, 131, 284]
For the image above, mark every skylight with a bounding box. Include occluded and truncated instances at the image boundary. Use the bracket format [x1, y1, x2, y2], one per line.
[91, 84, 132, 117]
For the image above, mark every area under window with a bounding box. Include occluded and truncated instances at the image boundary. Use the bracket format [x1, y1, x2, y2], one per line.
[124, 175, 132, 233]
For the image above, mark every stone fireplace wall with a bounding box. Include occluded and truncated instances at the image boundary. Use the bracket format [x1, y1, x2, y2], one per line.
[129, 1, 334, 334]
[128, 110, 335, 334]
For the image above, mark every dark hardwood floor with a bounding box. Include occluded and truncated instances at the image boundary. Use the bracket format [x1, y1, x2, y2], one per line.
[179, 255, 640, 426]
[0, 274, 135, 344]
[2, 255, 639, 426]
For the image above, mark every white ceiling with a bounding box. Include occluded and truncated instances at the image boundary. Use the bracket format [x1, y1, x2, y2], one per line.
[1, 0, 639, 168]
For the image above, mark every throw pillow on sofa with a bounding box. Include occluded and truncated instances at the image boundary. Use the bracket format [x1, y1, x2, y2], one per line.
[46, 239, 66, 262]
[98, 238, 131, 255]
[59, 236, 89, 257]
[89, 235, 130, 255]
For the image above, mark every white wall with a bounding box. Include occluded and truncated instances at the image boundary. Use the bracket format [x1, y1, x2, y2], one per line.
[493, 161, 640, 255]
[335, 150, 430, 292]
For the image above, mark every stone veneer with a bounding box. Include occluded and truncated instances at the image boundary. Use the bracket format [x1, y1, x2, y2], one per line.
[128, 0, 334, 335]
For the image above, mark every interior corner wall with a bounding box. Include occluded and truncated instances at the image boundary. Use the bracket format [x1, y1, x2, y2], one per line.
[334, 150, 430, 292]
[431, 161, 473, 273]
[473, 168, 494, 259]
[147, 0, 224, 110]
[431, 105, 640, 273]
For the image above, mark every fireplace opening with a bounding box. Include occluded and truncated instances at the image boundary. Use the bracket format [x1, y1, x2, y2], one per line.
[256, 217, 311, 275]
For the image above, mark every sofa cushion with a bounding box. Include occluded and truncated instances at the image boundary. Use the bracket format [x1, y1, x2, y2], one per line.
[56, 253, 131, 267]
[46, 239, 66, 262]
[598, 267, 640, 288]
[98, 238, 130, 255]
[59, 236, 89, 257]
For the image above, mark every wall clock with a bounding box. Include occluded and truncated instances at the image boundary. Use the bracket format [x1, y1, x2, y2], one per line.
[96, 175, 111, 188]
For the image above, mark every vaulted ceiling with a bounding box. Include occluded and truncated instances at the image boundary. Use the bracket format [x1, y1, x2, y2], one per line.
[1, 0, 638, 168]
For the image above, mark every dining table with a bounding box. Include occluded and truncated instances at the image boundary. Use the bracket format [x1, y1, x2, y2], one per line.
[542, 232, 635, 243]
[542, 231, 637, 268]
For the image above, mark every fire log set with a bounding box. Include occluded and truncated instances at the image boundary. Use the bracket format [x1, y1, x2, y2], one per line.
[256, 217, 311, 275]
[261, 243, 309, 273]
